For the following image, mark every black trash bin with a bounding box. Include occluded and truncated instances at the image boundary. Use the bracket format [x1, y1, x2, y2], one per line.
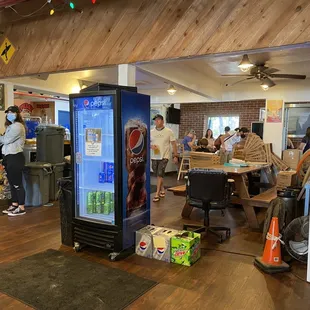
[58, 177, 73, 247]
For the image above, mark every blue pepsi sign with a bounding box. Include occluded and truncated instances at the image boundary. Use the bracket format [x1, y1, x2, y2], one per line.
[74, 95, 113, 111]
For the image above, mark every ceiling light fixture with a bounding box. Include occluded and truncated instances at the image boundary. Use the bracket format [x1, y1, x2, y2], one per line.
[167, 85, 177, 96]
[238, 54, 254, 72]
[260, 78, 275, 91]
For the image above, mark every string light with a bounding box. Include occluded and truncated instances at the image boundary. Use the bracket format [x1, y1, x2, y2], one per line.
[69, 2, 75, 9]
[92, 0, 97, 3]
[50, 8, 55, 15]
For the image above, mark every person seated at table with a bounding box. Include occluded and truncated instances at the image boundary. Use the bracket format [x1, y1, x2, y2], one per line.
[182, 129, 196, 153]
[205, 129, 216, 151]
[195, 138, 211, 153]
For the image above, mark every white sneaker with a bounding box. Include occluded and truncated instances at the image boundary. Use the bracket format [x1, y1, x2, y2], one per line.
[8, 207, 26, 217]
[2, 205, 17, 214]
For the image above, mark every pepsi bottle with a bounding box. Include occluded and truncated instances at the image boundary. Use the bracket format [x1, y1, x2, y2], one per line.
[125, 119, 147, 217]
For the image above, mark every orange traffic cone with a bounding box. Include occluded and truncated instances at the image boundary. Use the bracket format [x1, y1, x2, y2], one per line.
[254, 217, 290, 274]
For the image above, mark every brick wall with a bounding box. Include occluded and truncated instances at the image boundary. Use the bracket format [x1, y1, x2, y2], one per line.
[179, 99, 265, 139]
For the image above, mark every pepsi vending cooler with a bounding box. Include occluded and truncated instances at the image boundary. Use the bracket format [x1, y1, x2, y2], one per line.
[69, 89, 150, 258]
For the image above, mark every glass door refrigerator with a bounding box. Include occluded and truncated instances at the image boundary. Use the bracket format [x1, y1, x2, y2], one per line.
[69, 87, 150, 260]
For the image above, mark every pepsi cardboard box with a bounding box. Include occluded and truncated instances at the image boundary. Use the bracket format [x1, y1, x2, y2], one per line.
[152, 228, 181, 263]
[171, 231, 201, 266]
[135, 225, 162, 258]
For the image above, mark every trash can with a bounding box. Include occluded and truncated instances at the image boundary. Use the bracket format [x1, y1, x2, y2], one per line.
[23, 162, 52, 207]
[35, 125, 65, 164]
[50, 163, 65, 201]
[58, 177, 73, 246]
[277, 188, 303, 226]
[23, 144, 37, 164]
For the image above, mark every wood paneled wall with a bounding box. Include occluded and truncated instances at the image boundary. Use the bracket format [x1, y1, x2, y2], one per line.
[1, 0, 310, 78]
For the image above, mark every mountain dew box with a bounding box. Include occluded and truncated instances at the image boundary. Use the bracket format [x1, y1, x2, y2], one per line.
[135, 225, 163, 258]
[171, 231, 201, 266]
[152, 228, 181, 263]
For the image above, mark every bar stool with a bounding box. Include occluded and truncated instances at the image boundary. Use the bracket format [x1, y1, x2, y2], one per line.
[177, 145, 190, 180]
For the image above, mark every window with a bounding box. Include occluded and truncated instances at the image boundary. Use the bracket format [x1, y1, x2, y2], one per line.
[205, 116, 239, 138]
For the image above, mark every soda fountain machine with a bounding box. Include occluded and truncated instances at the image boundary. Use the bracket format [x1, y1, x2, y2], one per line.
[69, 84, 150, 260]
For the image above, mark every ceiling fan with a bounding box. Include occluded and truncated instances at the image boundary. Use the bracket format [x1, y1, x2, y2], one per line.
[224, 54, 307, 90]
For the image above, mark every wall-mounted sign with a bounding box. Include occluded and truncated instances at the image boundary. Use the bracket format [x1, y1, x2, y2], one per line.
[0, 38, 15, 65]
[18, 102, 34, 117]
[0, 84, 4, 111]
[36, 103, 50, 109]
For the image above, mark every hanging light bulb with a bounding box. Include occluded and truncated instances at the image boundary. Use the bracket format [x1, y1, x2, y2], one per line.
[260, 78, 275, 91]
[238, 54, 254, 72]
[69, 1, 75, 9]
[167, 85, 177, 96]
[47, 0, 55, 15]
[92, 0, 96, 3]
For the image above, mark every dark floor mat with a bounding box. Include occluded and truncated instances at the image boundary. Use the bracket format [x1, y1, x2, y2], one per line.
[0, 249, 156, 310]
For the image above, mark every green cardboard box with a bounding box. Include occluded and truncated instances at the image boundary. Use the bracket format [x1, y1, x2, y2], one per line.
[170, 231, 201, 266]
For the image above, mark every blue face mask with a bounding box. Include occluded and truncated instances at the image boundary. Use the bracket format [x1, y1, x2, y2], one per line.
[7, 113, 16, 123]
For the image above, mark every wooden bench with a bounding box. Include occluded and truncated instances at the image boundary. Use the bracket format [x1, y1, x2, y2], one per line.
[243, 187, 277, 208]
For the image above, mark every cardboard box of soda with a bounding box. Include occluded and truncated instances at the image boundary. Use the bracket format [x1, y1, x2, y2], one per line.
[171, 231, 201, 266]
[282, 149, 302, 170]
[135, 225, 163, 259]
[277, 170, 297, 188]
[152, 228, 182, 263]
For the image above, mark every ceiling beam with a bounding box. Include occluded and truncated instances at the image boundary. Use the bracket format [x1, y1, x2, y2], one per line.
[137, 63, 222, 101]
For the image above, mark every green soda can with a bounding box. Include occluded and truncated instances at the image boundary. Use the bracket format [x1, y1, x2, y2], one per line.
[103, 191, 111, 215]
[95, 191, 102, 213]
[87, 192, 94, 214]
[110, 194, 114, 213]
[100, 191, 105, 213]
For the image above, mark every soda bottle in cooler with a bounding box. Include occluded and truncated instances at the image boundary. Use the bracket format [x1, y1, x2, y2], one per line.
[87, 192, 94, 214]
[106, 162, 114, 183]
[125, 119, 147, 217]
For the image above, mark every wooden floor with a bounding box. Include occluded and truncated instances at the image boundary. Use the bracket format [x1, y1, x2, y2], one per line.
[0, 175, 309, 310]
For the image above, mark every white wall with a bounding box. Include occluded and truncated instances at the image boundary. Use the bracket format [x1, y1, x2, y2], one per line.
[54, 100, 70, 125]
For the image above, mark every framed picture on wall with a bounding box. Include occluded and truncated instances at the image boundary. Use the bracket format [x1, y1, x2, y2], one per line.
[266, 100, 283, 123]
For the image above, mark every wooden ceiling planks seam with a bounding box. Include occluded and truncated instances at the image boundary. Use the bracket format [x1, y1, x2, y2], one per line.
[1, 0, 310, 78]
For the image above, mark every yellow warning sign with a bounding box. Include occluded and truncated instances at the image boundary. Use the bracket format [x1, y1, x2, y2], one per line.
[0, 38, 15, 65]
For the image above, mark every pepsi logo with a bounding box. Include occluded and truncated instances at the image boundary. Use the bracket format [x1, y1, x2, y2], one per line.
[157, 248, 165, 255]
[129, 129, 144, 155]
[84, 100, 89, 107]
[139, 241, 147, 251]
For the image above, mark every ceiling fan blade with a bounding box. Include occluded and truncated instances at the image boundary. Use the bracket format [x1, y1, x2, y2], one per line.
[262, 67, 279, 74]
[221, 74, 252, 77]
[225, 77, 255, 87]
[269, 73, 306, 79]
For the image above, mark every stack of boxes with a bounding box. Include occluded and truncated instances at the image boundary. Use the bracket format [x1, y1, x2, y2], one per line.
[135, 225, 201, 266]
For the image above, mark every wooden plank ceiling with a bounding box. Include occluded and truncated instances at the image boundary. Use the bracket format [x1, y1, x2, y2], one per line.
[0, 0, 27, 8]
[0, 0, 310, 78]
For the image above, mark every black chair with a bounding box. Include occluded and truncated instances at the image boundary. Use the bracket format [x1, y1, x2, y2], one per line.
[183, 168, 232, 243]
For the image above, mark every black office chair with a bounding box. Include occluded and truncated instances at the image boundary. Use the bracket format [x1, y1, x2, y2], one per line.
[183, 168, 232, 243]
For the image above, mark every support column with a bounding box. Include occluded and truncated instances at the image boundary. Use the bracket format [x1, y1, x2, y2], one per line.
[118, 64, 136, 87]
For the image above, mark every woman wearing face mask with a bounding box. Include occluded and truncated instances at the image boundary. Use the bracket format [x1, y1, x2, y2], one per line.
[1, 106, 26, 216]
